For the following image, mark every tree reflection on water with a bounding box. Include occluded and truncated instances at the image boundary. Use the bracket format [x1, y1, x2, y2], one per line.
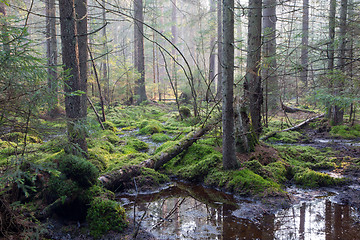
[118, 182, 360, 240]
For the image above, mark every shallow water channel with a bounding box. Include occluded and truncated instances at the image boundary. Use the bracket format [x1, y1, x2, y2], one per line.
[117, 182, 360, 240]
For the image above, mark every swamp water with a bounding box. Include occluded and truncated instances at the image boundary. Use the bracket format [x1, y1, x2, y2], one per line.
[117, 182, 360, 240]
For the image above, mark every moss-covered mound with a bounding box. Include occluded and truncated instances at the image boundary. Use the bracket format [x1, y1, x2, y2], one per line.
[87, 197, 128, 238]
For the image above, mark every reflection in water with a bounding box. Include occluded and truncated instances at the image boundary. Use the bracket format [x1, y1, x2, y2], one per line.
[117, 183, 360, 239]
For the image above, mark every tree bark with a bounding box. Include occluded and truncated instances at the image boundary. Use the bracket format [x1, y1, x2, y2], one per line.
[102, 0, 109, 105]
[332, 0, 348, 125]
[300, 0, 309, 87]
[326, 0, 336, 119]
[244, 0, 263, 138]
[59, 0, 87, 154]
[75, 0, 88, 119]
[216, 0, 223, 100]
[99, 125, 212, 191]
[0, 2, 10, 53]
[222, 0, 238, 170]
[46, 0, 58, 117]
[208, 0, 216, 101]
[262, 0, 278, 120]
[171, 0, 178, 103]
[134, 0, 147, 104]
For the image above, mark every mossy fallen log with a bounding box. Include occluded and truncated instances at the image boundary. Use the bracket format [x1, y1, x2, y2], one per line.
[281, 103, 315, 113]
[261, 114, 325, 141]
[99, 125, 212, 191]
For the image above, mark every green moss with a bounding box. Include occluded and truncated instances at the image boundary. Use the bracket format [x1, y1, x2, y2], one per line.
[59, 154, 99, 187]
[267, 131, 303, 143]
[330, 124, 360, 139]
[263, 161, 288, 183]
[139, 167, 170, 184]
[1, 132, 42, 144]
[48, 175, 81, 199]
[87, 149, 109, 172]
[102, 121, 119, 132]
[204, 169, 283, 197]
[139, 120, 164, 135]
[126, 138, 149, 151]
[86, 197, 128, 238]
[292, 167, 343, 188]
[107, 153, 149, 172]
[154, 140, 179, 154]
[151, 133, 171, 143]
[39, 136, 67, 153]
[197, 137, 221, 147]
[178, 153, 222, 181]
[227, 169, 282, 196]
[179, 106, 191, 118]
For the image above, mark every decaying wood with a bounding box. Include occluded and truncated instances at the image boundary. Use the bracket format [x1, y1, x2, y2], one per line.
[261, 114, 325, 141]
[99, 125, 212, 191]
[281, 103, 315, 113]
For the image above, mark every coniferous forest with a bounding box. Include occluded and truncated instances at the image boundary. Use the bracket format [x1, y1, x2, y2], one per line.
[1, 0, 360, 239]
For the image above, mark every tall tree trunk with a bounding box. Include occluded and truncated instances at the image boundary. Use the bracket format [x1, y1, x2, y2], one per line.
[300, 0, 309, 87]
[244, 0, 263, 138]
[332, 0, 348, 125]
[59, 0, 87, 154]
[46, 0, 58, 117]
[102, 0, 109, 105]
[208, 0, 216, 101]
[262, 0, 278, 123]
[328, 0, 336, 71]
[134, 0, 147, 104]
[171, 0, 178, 102]
[216, 0, 223, 100]
[0, 2, 10, 53]
[326, 0, 336, 119]
[222, 0, 238, 170]
[75, 0, 88, 119]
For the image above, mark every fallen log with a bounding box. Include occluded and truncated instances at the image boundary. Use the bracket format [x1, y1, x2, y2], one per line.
[261, 114, 325, 141]
[99, 124, 212, 191]
[282, 103, 315, 113]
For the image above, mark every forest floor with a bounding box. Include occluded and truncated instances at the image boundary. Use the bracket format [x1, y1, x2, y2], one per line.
[1, 103, 360, 239]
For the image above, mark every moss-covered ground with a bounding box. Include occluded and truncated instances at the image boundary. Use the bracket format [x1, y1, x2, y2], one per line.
[1, 103, 359, 238]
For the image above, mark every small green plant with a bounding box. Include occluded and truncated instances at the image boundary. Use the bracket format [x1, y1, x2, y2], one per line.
[86, 197, 128, 238]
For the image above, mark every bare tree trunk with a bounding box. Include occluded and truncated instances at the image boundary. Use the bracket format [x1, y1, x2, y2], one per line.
[171, 0, 178, 102]
[222, 0, 238, 170]
[244, 0, 263, 138]
[216, 0, 223, 100]
[326, 0, 336, 119]
[46, 0, 58, 117]
[0, 2, 10, 53]
[332, 0, 347, 125]
[300, 0, 309, 87]
[102, 0, 109, 105]
[59, 0, 87, 154]
[262, 0, 278, 123]
[208, 0, 216, 101]
[134, 0, 147, 104]
[75, 0, 88, 119]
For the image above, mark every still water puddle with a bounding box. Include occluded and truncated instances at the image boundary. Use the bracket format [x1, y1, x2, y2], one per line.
[117, 182, 360, 240]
